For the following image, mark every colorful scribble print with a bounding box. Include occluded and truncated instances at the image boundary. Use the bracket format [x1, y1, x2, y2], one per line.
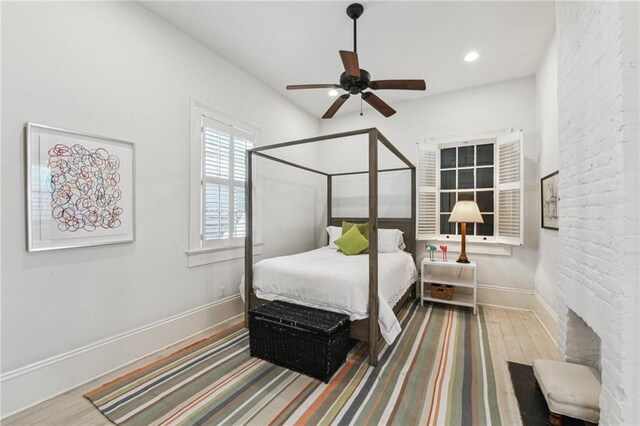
[48, 144, 123, 232]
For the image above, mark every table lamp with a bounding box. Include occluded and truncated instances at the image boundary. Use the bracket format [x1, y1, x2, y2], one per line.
[449, 201, 484, 263]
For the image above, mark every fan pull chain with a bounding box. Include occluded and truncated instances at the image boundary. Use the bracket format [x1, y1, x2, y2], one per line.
[360, 97, 363, 116]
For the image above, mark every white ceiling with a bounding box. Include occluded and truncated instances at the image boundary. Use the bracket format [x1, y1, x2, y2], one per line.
[141, 1, 555, 118]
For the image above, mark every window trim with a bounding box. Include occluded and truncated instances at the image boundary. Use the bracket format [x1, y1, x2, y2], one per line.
[188, 100, 262, 265]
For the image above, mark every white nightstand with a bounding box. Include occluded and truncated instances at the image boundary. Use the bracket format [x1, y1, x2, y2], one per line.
[420, 258, 477, 314]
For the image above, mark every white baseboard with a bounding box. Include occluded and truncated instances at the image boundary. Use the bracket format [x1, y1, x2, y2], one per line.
[477, 284, 536, 310]
[0, 295, 243, 419]
[532, 293, 559, 346]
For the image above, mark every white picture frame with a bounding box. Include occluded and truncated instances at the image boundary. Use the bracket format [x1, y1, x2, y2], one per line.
[25, 123, 136, 251]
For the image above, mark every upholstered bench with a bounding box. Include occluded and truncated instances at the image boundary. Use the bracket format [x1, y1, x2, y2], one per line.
[532, 359, 601, 425]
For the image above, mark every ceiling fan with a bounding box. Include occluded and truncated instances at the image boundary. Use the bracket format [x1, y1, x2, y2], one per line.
[286, 3, 426, 119]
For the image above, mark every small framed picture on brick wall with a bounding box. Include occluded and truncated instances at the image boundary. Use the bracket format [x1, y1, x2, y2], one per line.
[541, 171, 559, 230]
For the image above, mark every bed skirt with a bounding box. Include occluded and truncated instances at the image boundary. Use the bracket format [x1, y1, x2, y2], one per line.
[249, 282, 416, 343]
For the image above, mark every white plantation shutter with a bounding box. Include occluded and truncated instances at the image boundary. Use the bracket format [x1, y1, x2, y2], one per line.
[201, 117, 254, 245]
[496, 130, 524, 245]
[204, 183, 229, 240]
[417, 142, 437, 240]
[204, 128, 230, 179]
[233, 137, 252, 181]
[232, 134, 253, 238]
[233, 187, 246, 238]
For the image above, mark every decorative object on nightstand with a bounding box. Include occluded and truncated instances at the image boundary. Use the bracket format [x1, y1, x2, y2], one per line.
[420, 257, 477, 314]
[449, 201, 483, 263]
[426, 244, 437, 261]
[439, 245, 448, 261]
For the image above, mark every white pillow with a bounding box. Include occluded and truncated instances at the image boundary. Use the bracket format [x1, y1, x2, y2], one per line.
[326, 226, 342, 249]
[378, 228, 404, 253]
[397, 231, 407, 251]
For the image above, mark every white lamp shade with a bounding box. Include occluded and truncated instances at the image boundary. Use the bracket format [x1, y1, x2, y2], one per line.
[449, 201, 484, 223]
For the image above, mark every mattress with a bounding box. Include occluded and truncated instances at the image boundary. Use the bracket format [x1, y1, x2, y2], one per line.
[240, 247, 418, 344]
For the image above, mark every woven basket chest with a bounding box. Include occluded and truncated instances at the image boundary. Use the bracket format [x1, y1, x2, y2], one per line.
[249, 301, 353, 383]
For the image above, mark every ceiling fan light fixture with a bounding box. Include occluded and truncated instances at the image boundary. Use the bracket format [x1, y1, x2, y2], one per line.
[464, 51, 480, 62]
[285, 3, 427, 119]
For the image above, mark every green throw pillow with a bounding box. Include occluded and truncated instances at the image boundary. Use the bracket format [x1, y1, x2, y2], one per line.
[334, 225, 369, 255]
[342, 221, 369, 254]
[342, 221, 369, 240]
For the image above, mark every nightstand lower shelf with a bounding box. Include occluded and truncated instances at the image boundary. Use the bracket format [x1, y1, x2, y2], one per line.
[422, 293, 474, 309]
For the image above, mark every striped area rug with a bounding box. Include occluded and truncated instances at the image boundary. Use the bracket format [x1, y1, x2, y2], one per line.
[85, 302, 501, 425]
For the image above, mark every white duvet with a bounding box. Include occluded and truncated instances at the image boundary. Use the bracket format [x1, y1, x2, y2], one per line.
[240, 247, 417, 344]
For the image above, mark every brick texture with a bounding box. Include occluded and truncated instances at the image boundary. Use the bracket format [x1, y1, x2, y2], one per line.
[556, 2, 639, 424]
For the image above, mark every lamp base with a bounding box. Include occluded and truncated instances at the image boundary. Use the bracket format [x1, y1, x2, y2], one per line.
[456, 254, 470, 263]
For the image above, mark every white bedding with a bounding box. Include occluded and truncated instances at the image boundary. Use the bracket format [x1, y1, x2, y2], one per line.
[240, 247, 417, 344]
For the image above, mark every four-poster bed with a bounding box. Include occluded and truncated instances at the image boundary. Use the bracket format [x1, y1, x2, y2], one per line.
[244, 128, 416, 366]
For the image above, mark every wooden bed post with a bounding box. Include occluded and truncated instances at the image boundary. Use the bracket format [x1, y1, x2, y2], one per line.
[411, 167, 416, 261]
[244, 150, 253, 327]
[327, 175, 332, 244]
[368, 130, 379, 367]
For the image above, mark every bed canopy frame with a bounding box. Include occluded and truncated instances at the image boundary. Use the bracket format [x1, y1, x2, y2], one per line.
[244, 128, 416, 366]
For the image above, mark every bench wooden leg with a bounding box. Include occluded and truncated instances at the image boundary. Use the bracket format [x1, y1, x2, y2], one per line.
[549, 412, 562, 426]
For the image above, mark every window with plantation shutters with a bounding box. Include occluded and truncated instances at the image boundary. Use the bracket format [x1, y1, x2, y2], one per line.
[188, 102, 261, 266]
[417, 129, 524, 246]
[201, 117, 254, 246]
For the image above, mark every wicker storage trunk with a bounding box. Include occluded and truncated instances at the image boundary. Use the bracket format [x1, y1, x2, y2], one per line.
[249, 301, 353, 383]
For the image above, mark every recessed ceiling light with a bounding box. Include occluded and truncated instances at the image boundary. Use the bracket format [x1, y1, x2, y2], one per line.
[328, 89, 339, 97]
[464, 51, 479, 62]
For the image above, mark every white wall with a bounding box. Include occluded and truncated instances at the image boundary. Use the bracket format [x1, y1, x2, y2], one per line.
[533, 35, 559, 339]
[0, 1, 3, 412]
[556, 1, 639, 423]
[1, 1, 322, 415]
[320, 77, 539, 291]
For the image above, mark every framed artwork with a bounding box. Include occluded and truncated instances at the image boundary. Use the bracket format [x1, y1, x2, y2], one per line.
[25, 123, 135, 251]
[540, 170, 559, 230]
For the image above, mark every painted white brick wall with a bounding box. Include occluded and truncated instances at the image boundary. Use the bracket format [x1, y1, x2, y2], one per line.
[556, 2, 639, 424]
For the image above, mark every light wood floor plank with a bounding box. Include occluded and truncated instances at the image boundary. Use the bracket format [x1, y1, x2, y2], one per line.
[507, 309, 543, 363]
[58, 408, 110, 426]
[519, 310, 558, 361]
[3, 307, 557, 425]
[494, 307, 528, 364]
[483, 306, 523, 426]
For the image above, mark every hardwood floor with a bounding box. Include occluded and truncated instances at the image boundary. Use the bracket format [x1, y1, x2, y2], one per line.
[3, 306, 557, 426]
[484, 306, 558, 426]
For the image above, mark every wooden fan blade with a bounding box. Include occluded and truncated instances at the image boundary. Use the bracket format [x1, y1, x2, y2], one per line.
[362, 92, 396, 117]
[339, 50, 360, 78]
[322, 94, 350, 119]
[286, 84, 341, 90]
[369, 80, 426, 90]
